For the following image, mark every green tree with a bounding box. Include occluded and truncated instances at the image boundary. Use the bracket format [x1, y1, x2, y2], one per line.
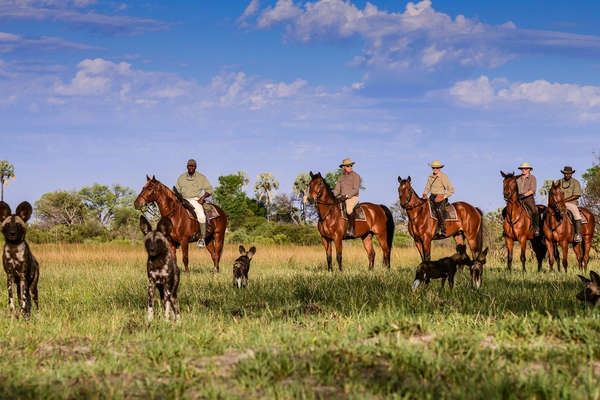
[254, 172, 279, 220]
[78, 183, 136, 226]
[34, 191, 87, 228]
[0, 160, 16, 202]
[214, 173, 250, 229]
[582, 157, 600, 251]
[324, 168, 365, 192]
[293, 173, 312, 223]
[538, 179, 555, 198]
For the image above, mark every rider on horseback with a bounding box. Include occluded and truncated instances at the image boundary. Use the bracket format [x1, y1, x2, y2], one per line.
[558, 166, 583, 242]
[333, 158, 360, 237]
[422, 160, 454, 237]
[516, 162, 540, 236]
[175, 159, 213, 248]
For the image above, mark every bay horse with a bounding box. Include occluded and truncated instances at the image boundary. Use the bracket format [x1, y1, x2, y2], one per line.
[397, 176, 484, 288]
[544, 181, 595, 272]
[134, 176, 227, 273]
[306, 172, 394, 271]
[500, 171, 547, 272]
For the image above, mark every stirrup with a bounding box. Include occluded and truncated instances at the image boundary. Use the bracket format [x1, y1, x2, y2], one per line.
[197, 238, 206, 248]
[574, 234, 582, 243]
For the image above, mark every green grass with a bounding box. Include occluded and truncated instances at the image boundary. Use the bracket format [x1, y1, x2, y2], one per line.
[0, 243, 599, 399]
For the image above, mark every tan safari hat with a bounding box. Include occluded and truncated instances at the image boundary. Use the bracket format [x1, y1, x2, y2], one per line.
[429, 160, 444, 168]
[187, 159, 197, 167]
[561, 166, 575, 174]
[339, 158, 355, 168]
[518, 162, 533, 170]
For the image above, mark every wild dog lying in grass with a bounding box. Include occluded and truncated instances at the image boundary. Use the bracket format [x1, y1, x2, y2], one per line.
[0, 201, 39, 316]
[233, 245, 256, 288]
[140, 215, 180, 321]
[577, 271, 600, 306]
[412, 244, 473, 291]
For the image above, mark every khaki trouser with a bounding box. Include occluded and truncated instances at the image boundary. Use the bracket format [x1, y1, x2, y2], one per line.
[187, 197, 206, 223]
[345, 196, 359, 215]
[565, 202, 582, 220]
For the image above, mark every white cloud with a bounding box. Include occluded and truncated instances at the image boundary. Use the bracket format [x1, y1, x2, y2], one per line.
[449, 76, 495, 105]
[257, 0, 301, 28]
[238, 0, 260, 25]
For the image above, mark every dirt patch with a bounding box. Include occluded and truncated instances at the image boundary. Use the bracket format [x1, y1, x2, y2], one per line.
[408, 334, 435, 345]
[36, 337, 93, 361]
[191, 349, 255, 376]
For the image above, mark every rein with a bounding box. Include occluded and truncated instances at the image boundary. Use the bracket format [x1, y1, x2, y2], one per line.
[144, 183, 177, 218]
[313, 184, 338, 222]
[400, 188, 427, 210]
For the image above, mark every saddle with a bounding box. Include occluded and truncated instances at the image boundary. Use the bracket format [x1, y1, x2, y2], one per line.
[339, 203, 367, 221]
[567, 208, 588, 225]
[172, 187, 220, 221]
[428, 201, 458, 222]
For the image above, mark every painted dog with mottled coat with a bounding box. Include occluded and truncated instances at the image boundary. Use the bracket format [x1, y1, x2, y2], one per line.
[233, 245, 256, 288]
[412, 244, 475, 291]
[577, 271, 600, 306]
[0, 201, 39, 315]
[140, 215, 180, 321]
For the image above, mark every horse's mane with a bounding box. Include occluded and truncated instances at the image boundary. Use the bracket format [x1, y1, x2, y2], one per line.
[150, 178, 178, 201]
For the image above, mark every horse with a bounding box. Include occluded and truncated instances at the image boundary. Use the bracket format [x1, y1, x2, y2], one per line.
[134, 175, 227, 273]
[306, 172, 394, 271]
[396, 176, 485, 287]
[543, 181, 595, 272]
[500, 171, 547, 272]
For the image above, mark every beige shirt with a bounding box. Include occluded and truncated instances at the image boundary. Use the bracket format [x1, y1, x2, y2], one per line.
[558, 178, 582, 205]
[423, 171, 454, 198]
[175, 172, 213, 199]
[333, 171, 360, 198]
[516, 174, 536, 196]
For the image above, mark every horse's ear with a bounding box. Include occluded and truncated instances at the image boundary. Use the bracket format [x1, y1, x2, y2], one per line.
[590, 271, 600, 285]
[152, 175, 156, 181]
[317, 172, 322, 177]
[407, 176, 411, 183]
[146, 175, 150, 182]
[239, 245, 246, 255]
[397, 176, 402, 183]
[157, 216, 173, 236]
[309, 171, 314, 178]
[247, 246, 256, 259]
[15, 201, 33, 222]
[140, 215, 152, 235]
[481, 247, 489, 258]
[500, 171, 506, 178]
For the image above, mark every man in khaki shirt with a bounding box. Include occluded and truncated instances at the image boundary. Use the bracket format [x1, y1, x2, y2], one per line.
[175, 159, 213, 247]
[422, 160, 454, 237]
[557, 166, 583, 242]
[516, 162, 540, 236]
[333, 158, 361, 237]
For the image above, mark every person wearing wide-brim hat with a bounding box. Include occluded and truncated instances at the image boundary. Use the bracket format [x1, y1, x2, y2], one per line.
[422, 160, 454, 237]
[333, 158, 360, 237]
[516, 162, 541, 236]
[558, 165, 583, 242]
[175, 159, 213, 248]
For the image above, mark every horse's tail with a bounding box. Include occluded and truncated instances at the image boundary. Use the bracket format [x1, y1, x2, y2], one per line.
[476, 207, 484, 254]
[380, 204, 395, 250]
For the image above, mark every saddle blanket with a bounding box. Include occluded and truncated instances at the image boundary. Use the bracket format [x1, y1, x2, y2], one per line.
[428, 201, 458, 222]
[339, 203, 367, 222]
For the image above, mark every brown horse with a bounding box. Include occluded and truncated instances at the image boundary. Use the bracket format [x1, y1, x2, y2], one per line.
[134, 176, 227, 273]
[397, 176, 485, 288]
[500, 172, 547, 272]
[544, 182, 595, 272]
[306, 172, 394, 271]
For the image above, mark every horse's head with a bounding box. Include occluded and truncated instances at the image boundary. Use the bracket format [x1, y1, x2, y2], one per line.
[397, 176, 414, 208]
[500, 171, 518, 202]
[134, 175, 161, 210]
[548, 181, 566, 216]
[307, 171, 327, 204]
[470, 247, 488, 290]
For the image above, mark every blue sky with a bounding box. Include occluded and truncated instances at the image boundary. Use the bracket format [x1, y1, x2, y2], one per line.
[2, 0, 600, 213]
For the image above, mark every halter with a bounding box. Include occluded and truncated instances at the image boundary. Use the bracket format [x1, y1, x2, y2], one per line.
[400, 186, 426, 210]
[311, 180, 338, 222]
[503, 180, 518, 203]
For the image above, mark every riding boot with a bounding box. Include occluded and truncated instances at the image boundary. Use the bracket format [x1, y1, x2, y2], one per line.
[531, 211, 540, 236]
[348, 212, 356, 238]
[434, 203, 445, 237]
[197, 222, 207, 248]
[574, 220, 582, 243]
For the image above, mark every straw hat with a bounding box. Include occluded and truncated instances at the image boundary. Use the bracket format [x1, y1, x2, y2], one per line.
[429, 160, 444, 168]
[339, 158, 355, 168]
[561, 166, 575, 174]
[518, 162, 533, 170]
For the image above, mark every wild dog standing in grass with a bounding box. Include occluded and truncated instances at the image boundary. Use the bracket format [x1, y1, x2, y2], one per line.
[140, 215, 180, 321]
[576, 271, 600, 306]
[0, 201, 39, 315]
[469, 247, 488, 290]
[233, 246, 256, 288]
[412, 244, 473, 291]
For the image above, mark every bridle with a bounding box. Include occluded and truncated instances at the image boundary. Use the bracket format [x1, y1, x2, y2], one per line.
[399, 184, 426, 210]
[310, 180, 338, 222]
[139, 182, 176, 218]
[503, 180, 517, 203]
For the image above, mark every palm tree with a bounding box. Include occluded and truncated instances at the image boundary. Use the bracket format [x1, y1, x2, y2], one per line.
[293, 173, 311, 223]
[0, 160, 15, 202]
[254, 173, 279, 220]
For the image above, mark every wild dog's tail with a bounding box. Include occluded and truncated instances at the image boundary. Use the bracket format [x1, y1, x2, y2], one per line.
[475, 207, 484, 255]
[380, 204, 395, 251]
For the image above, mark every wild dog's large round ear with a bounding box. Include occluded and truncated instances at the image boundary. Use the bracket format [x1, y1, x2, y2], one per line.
[247, 246, 256, 259]
[590, 271, 600, 284]
[0, 201, 11, 222]
[157, 216, 173, 236]
[481, 247, 489, 258]
[578, 274, 591, 283]
[239, 245, 246, 255]
[139, 215, 152, 235]
[15, 201, 33, 222]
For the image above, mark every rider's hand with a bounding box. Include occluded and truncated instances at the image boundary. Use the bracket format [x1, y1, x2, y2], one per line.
[422, 194, 427, 199]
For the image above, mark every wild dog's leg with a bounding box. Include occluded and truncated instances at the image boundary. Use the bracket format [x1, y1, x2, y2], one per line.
[334, 236, 343, 272]
[171, 269, 181, 321]
[518, 238, 527, 272]
[19, 277, 29, 315]
[561, 240, 569, 273]
[7, 277, 14, 312]
[545, 237, 555, 272]
[321, 236, 332, 272]
[157, 285, 166, 316]
[147, 281, 156, 321]
[30, 260, 39, 309]
[441, 277, 446, 289]
[362, 234, 375, 271]
[505, 236, 514, 271]
[449, 272, 455, 290]
[163, 288, 172, 320]
[573, 241, 583, 271]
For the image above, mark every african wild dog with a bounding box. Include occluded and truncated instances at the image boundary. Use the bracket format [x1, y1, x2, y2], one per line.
[233, 245, 256, 288]
[470, 247, 488, 290]
[140, 215, 180, 321]
[577, 271, 600, 306]
[0, 201, 39, 315]
[412, 244, 473, 291]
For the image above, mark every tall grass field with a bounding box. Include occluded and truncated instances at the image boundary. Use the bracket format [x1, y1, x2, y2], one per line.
[1, 242, 599, 399]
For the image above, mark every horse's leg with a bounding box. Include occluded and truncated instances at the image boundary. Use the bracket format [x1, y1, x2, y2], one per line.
[422, 235, 433, 262]
[414, 238, 425, 262]
[505, 236, 514, 271]
[518, 238, 527, 272]
[334, 237, 343, 272]
[464, 232, 477, 260]
[362, 234, 375, 271]
[554, 242, 561, 272]
[181, 240, 190, 273]
[211, 233, 224, 273]
[374, 230, 390, 269]
[583, 235, 592, 271]
[545, 237, 555, 272]
[206, 239, 219, 273]
[561, 241, 569, 273]
[573, 241, 583, 271]
[320, 236, 332, 271]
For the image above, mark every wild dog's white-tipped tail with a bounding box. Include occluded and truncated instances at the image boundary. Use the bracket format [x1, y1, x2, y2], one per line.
[237, 278, 242, 288]
[412, 279, 421, 291]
